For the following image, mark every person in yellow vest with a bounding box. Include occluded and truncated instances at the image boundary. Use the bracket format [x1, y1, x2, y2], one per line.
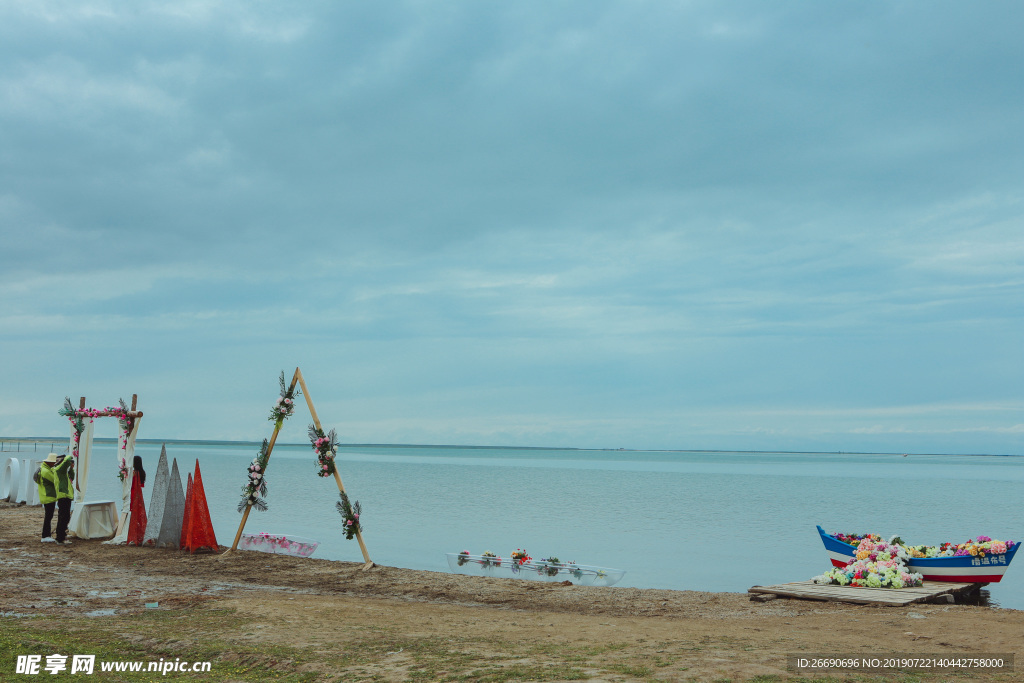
[38, 452, 75, 544]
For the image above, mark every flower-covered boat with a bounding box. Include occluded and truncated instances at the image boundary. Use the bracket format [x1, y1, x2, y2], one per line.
[445, 551, 625, 586]
[239, 532, 319, 558]
[817, 526, 1018, 583]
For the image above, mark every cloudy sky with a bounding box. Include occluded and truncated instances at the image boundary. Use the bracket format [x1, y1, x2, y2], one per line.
[1, 1, 1021, 454]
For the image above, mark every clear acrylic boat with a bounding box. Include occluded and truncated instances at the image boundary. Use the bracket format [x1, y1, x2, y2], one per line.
[445, 552, 625, 586]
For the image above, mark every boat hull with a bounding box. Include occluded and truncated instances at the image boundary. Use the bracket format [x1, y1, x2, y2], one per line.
[817, 526, 1017, 584]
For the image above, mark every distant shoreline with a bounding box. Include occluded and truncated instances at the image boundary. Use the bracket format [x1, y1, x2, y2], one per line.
[0, 436, 1019, 457]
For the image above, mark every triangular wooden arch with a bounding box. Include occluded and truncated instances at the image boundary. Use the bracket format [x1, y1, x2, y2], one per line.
[224, 367, 374, 569]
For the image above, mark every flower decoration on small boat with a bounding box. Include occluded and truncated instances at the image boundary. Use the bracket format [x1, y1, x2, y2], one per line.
[817, 527, 1018, 588]
[510, 549, 531, 573]
[239, 533, 319, 558]
[831, 530, 1016, 559]
[537, 557, 562, 577]
[446, 552, 624, 585]
[308, 424, 338, 477]
[813, 537, 923, 589]
[268, 371, 297, 427]
[238, 439, 271, 512]
[336, 491, 362, 540]
[905, 537, 1016, 558]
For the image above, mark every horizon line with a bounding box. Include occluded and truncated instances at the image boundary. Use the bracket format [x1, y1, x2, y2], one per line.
[0, 436, 1019, 458]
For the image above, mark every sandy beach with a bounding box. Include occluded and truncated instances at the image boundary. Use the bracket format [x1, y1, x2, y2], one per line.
[2, 501, 1022, 681]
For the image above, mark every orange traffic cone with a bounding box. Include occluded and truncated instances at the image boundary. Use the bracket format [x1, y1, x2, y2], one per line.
[180, 472, 193, 550]
[181, 462, 219, 553]
[126, 471, 147, 546]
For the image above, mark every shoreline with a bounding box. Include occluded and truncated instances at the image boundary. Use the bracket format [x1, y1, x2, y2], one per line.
[3, 502, 1023, 681]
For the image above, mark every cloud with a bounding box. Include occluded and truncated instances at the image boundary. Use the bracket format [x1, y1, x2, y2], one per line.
[1, 2, 1021, 452]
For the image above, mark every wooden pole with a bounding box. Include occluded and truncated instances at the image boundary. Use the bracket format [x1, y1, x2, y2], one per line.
[296, 367, 374, 569]
[223, 373, 300, 555]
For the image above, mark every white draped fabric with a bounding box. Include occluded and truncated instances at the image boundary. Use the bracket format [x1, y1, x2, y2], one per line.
[105, 418, 141, 544]
[67, 420, 97, 538]
[75, 419, 95, 499]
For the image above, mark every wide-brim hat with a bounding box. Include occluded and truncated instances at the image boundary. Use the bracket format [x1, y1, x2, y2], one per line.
[43, 453, 60, 464]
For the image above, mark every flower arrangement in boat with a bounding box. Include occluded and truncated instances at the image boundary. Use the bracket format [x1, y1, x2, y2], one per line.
[905, 537, 1016, 559]
[537, 557, 562, 577]
[336, 491, 362, 540]
[813, 537, 923, 589]
[833, 531, 882, 546]
[238, 439, 270, 512]
[831, 529, 1016, 558]
[445, 552, 625, 586]
[239, 533, 319, 558]
[509, 548, 531, 573]
[308, 424, 338, 477]
[268, 371, 297, 427]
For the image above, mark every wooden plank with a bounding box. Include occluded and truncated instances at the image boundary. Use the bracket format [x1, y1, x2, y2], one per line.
[748, 580, 977, 606]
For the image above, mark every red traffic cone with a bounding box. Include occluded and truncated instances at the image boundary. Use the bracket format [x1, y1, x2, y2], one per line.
[126, 471, 147, 546]
[180, 472, 194, 550]
[181, 461, 219, 553]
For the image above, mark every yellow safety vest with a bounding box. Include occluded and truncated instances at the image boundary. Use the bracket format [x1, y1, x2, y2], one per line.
[38, 458, 75, 504]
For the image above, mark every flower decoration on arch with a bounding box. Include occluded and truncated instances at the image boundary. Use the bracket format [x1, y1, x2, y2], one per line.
[268, 371, 297, 428]
[59, 396, 137, 480]
[308, 424, 338, 478]
[238, 439, 271, 512]
[336, 491, 362, 540]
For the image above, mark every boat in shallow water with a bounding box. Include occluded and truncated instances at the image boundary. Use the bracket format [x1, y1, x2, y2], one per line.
[445, 552, 625, 586]
[817, 525, 1017, 583]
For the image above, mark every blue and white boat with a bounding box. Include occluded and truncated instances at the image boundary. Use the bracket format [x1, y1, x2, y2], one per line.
[817, 526, 1018, 584]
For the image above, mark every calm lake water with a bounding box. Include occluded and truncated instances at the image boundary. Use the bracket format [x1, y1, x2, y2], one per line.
[76, 441, 1024, 609]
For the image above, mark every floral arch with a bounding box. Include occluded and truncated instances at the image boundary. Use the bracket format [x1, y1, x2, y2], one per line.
[59, 395, 143, 540]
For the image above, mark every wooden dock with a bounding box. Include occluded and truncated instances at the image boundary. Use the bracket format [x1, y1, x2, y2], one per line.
[748, 580, 985, 606]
